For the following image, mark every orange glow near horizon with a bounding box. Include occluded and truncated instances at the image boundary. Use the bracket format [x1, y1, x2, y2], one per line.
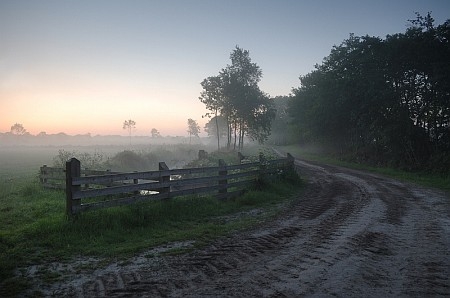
[3, 1, 448, 140]
[1, 83, 208, 137]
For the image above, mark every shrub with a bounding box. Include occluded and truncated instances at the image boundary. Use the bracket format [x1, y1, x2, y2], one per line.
[107, 150, 148, 172]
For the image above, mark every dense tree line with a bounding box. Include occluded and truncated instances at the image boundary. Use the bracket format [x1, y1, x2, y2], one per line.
[200, 46, 276, 151]
[289, 13, 450, 173]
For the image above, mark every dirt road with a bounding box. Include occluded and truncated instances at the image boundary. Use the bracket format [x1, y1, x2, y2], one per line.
[30, 157, 450, 297]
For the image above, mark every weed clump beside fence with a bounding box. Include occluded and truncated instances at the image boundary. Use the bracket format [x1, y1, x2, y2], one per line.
[40, 151, 295, 217]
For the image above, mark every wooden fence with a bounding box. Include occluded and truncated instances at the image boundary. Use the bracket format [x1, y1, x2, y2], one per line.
[42, 153, 295, 216]
[39, 166, 118, 190]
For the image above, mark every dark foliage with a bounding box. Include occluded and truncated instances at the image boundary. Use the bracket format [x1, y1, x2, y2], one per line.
[199, 46, 276, 151]
[289, 13, 450, 174]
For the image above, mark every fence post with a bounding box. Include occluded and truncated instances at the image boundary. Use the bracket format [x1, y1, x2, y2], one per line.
[198, 150, 208, 160]
[40, 165, 48, 185]
[287, 153, 295, 171]
[106, 169, 112, 187]
[259, 152, 266, 180]
[83, 167, 89, 190]
[159, 162, 170, 198]
[218, 159, 227, 199]
[238, 152, 245, 164]
[66, 158, 81, 217]
[133, 171, 139, 195]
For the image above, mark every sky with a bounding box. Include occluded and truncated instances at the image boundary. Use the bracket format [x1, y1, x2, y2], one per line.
[1, 0, 449, 137]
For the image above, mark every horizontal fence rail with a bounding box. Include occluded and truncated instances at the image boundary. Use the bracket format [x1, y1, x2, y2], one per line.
[39, 166, 119, 189]
[43, 152, 294, 216]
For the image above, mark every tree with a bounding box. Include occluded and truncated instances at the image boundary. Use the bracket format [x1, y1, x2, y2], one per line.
[289, 13, 450, 173]
[151, 128, 161, 138]
[199, 75, 225, 150]
[204, 115, 227, 141]
[10, 123, 27, 135]
[187, 118, 200, 144]
[220, 46, 267, 150]
[123, 119, 136, 144]
[199, 46, 275, 150]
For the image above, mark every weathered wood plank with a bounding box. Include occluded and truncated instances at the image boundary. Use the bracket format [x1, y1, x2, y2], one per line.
[225, 169, 260, 181]
[72, 162, 261, 186]
[72, 169, 259, 200]
[73, 181, 158, 199]
[52, 153, 293, 215]
[71, 167, 217, 185]
[74, 177, 257, 212]
[74, 183, 232, 213]
[83, 169, 119, 175]
[73, 192, 170, 213]
[224, 162, 260, 171]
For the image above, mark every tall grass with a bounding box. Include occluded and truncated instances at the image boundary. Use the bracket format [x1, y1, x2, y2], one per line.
[279, 144, 450, 191]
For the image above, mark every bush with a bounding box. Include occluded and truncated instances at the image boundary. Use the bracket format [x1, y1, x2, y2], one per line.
[107, 150, 148, 171]
[427, 151, 450, 176]
[52, 149, 105, 169]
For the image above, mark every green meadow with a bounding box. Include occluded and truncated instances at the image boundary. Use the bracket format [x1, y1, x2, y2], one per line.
[0, 145, 303, 296]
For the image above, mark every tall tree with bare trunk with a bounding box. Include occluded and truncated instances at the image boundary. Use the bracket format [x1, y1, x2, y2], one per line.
[123, 119, 136, 146]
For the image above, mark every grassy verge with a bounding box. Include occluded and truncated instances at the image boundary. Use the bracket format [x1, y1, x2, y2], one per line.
[279, 144, 450, 191]
[0, 168, 302, 295]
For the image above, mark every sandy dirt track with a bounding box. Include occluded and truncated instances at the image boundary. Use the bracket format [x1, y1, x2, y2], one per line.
[25, 156, 450, 297]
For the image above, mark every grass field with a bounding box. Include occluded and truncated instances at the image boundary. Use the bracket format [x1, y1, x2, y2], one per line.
[0, 147, 59, 180]
[0, 145, 303, 296]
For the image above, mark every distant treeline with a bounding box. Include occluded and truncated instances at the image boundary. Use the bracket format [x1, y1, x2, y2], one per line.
[283, 13, 450, 174]
[0, 132, 198, 147]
